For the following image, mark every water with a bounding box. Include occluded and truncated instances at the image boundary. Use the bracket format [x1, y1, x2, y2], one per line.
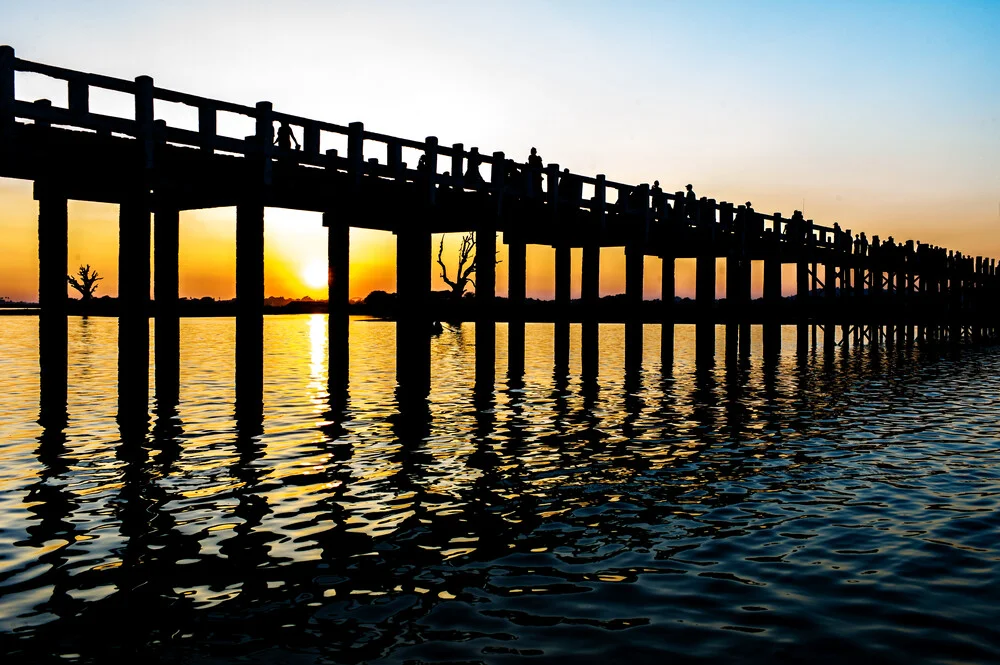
[2, 315, 1000, 664]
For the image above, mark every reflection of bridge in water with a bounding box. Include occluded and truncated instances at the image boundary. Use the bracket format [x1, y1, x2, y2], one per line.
[2, 45, 998, 418]
[9, 315, 992, 662]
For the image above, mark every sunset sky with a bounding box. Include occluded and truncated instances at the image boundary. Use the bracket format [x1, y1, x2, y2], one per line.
[1, 0, 998, 302]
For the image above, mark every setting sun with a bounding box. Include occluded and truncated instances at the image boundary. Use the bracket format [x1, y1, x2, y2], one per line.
[302, 260, 328, 290]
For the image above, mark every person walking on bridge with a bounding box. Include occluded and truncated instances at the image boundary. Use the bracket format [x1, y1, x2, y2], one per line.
[684, 184, 697, 223]
[528, 147, 544, 197]
[275, 121, 300, 151]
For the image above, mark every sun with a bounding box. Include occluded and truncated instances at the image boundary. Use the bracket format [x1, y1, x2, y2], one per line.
[302, 260, 328, 290]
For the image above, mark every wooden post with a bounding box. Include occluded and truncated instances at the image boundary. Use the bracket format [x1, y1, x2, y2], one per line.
[555, 244, 571, 310]
[695, 201, 716, 363]
[824, 254, 836, 354]
[546, 163, 560, 213]
[396, 228, 431, 395]
[582, 176, 602, 375]
[303, 121, 320, 156]
[423, 136, 438, 204]
[507, 231, 526, 380]
[35, 180, 69, 432]
[796, 250, 810, 355]
[118, 197, 152, 432]
[451, 143, 463, 186]
[388, 141, 403, 181]
[327, 147, 350, 390]
[135, 76, 155, 171]
[255, 101, 274, 185]
[36, 186, 68, 314]
[154, 207, 179, 316]
[841, 238, 852, 347]
[1, 46, 15, 139]
[763, 213, 782, 358]
[198, 105, 216, 152]
[154, 205, 180, 407]
[348, 122, 364, 188]
[68, 79, 89, 117]
[119, 199, 151, 316]
[475, 151, 503, 389]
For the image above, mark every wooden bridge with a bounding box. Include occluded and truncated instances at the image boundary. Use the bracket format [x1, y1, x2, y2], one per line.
[2, 46, 997, 415]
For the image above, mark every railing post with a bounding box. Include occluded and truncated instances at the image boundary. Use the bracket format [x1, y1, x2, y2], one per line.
[0, 46, 14, 139]
[303, 121, 320, 156]
[490, 151, 505, 212]
[388, 140, 403, 181]
[451, 143, 464, 186]
[33, 99, 51, 129]
[423, 136, 438, 204]
[255, 101, 274, 185]
[198, 104, 216, 153]
[67, 78, 89, 117]
[546, 163, 559, 214]
[348, 121, 364, 186]
[135, 76, 155, 171]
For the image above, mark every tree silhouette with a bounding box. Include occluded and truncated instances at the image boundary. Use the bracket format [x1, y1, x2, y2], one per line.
[436, 233, 501, 300]
[67, 264, 102, 303]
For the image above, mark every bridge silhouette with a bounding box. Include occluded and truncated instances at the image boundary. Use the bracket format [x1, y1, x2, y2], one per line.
[2, 45, 997, 420]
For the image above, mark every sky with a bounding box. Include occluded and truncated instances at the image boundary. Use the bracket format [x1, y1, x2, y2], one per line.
[1, 0, 998, 302]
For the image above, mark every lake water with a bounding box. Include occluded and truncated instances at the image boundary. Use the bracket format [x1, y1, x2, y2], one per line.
[1, 315, 999, 664]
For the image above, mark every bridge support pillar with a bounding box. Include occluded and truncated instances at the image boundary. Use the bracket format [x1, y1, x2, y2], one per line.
[725, 255, 742, 361]
[796, 258, 809, 354]
[118, 197, 152, 434]
[824, 260, 836, 355]
[625, 245, 644, 372]
[555, 242, 571, 371]
[661, 254, 675, 368]
[582, 242, 600, 377]
[235, 201, 265, 423]
[38, 189, 68, 315]
[763, 250, 781, 359]
[738, 258, 751, 358]
[507, 235, 526, 379]
[37, 187, 68, 429]
[154, 206, 180, 407]
[327, 213, 350, 393]
[396, 228, 431, 397]
[477, 227, 496, 389]
[695, 242, 716, 364]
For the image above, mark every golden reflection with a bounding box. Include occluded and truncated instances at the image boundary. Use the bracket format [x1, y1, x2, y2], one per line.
[308, 313, 327, 412]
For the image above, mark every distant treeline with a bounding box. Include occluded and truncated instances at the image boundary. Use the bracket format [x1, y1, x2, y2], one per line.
[1, 289, 830, 320]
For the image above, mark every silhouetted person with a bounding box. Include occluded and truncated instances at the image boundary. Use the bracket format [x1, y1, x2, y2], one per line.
[275, 121, 299, 151]
[528, 147, 543, 196]
[684, 184, 696, 220]
[651, 180, 663, 215]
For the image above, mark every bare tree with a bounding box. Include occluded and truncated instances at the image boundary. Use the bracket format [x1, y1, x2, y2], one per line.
[67, 264, 102, 303]
[436, 232, 502, 300]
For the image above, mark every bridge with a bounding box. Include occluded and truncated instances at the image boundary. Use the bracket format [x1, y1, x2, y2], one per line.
[2, 45, 997, 420]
